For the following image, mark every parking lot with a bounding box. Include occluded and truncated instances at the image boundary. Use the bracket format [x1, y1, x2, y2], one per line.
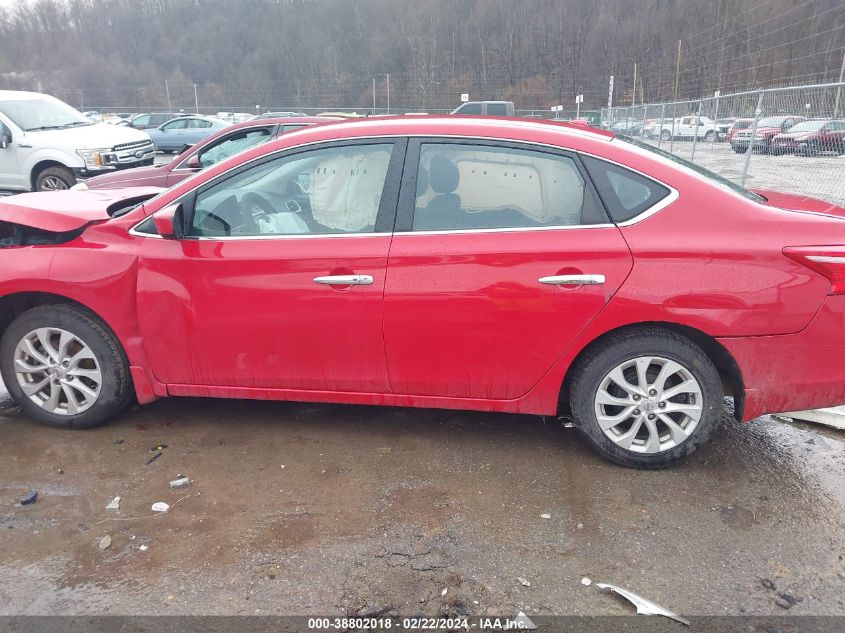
[639, 139, 845, 207]
[2, 376, 844, 619]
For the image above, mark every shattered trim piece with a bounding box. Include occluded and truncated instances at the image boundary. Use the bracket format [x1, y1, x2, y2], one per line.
[596, 582, 690, 626]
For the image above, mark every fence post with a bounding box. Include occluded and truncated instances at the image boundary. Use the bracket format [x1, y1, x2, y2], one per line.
[690, 100, 703, 162]
[741, 91, 765, 187]
[641, 104, 648, 139]
[712, 93, 720, 145]
[657, 103, 666, 150]
[669, 105, 677, 154]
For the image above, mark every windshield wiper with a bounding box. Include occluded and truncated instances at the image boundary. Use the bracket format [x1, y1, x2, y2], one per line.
[63, 121, 93, 127]
[25, 125, 67, 131]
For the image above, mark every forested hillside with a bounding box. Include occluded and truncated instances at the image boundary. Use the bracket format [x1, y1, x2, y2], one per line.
[0, 0, 842, 111]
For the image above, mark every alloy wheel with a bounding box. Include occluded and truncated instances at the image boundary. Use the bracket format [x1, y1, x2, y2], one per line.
[13, 327, 102, 415]
[593, 356, 703, 454]
[40, 176, 69, 191]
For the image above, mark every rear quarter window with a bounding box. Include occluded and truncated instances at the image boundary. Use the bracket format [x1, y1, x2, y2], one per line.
[581, 155, 670, 223]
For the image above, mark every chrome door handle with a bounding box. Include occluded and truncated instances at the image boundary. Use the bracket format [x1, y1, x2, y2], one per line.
[538, 274, 605, 286]
[313, 275, 374, 286]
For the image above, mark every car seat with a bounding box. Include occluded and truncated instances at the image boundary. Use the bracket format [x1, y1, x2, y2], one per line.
[415, 154, 465, 230]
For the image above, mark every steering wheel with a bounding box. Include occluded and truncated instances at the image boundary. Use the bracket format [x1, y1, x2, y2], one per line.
[239, 192, 277, 231]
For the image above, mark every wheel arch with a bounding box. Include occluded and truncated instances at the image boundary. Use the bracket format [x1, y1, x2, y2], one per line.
[0, 291, 125, 358]
[30, 160, 73, 190]
[559, 321, 745, 421]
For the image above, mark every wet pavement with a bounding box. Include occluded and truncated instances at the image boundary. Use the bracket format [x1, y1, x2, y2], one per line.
[1, 377, 844, 617]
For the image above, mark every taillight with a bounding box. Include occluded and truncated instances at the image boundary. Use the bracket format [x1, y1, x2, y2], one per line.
[784, 246, 845, 295]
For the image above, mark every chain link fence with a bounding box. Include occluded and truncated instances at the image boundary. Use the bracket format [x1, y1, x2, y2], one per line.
[601, 81, 845, 206]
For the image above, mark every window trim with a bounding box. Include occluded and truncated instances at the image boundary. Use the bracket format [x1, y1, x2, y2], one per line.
[130, 133, 680, 240]
[180, 137, 407, 240]
[394, 136, 610, 234]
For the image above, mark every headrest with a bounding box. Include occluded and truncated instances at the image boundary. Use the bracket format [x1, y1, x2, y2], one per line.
[428, 155, 459, 194]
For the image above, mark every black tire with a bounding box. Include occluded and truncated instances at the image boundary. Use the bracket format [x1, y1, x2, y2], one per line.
[732, 146, 745, 153]
[569, 328, 723, 469]
[660, 130, 672, 141]
[34, 166, 75, 191]
[704, 130, 716, 142]
[0, 304, 132, 429]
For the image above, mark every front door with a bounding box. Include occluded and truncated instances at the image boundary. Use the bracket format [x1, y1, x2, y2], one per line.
[137, 139, 405, 393]
[383, 139, 633, 400]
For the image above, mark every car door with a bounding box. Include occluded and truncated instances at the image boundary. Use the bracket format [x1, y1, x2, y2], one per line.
[382, 138, 633, 400]
[136, 139, 405, 393]
[157, 118, 188, 150]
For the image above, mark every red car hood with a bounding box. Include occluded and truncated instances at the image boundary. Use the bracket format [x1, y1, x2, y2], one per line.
[84, 163, 170, 189]
[753, 189, 845, 218]
[0, 187, 163, 233]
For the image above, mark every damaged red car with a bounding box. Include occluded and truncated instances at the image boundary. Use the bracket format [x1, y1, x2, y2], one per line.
[1, 117, 845, 468]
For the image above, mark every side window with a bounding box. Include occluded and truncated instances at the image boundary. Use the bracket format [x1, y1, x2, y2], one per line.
[132, 114, 151, 127]
[281, 124, 308, 133]
[681, 117, 691, 126]
[189, 143, 393, 237]
[196, 128, 272, 167]
[455, 103, 482, 115]
[486, 104, 508, 116]
[412, 143, 604, 231]
[581, 156, 671, 223]
[783, 118, 794, 130]
[163, 119, 187, 131]
[191, 119, 213, 129]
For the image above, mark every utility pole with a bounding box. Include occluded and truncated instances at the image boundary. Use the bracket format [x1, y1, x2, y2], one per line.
[372, 78, 376, 115]
[165, 79, 172, 112]
[386, 74, 390, 114]
[834, 50, 845, 118]
[673, 40, 682, 101]
[631, 63, 637, 107]
[193, 83, 199, 113]
[608, 75, 614, 108]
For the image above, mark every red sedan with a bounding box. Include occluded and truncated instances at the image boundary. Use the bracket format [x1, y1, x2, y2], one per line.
[1, 117, 844, 468]
[76, 116, 337, 190]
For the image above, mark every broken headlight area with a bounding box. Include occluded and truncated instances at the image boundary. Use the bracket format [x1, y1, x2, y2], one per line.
[0, 220, 85, 247]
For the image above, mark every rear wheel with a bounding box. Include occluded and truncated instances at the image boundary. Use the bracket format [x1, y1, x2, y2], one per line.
[569, 328, 723, 468]
[704, 130, 716, 142]
[660, 129, 672, 141]
[35, 166, 75, 191]
[0, 305, 132, 429]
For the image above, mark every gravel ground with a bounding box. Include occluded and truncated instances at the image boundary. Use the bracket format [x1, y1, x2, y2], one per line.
[1, 377, 844, 618]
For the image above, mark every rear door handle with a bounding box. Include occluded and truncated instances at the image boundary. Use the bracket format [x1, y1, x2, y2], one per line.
[313, 275, 374, 286]
[538, 274, 605, 286]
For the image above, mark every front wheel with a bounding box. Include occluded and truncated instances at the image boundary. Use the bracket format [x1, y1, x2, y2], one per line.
[704, 130, 716, 142]
[0, 305, 132, 429]
[35, 166, 75, 191]
[660, 130, 672, 141]
[569, 328, 723, 468]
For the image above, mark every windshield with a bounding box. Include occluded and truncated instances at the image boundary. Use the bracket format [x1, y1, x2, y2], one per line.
[618, 136, 765, 203]
[0, 96, 92, 131]
[756, 117, 786, 128]
[787, 120, 826, 133]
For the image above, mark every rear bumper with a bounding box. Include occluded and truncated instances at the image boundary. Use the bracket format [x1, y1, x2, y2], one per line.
[719, 295, 845, 421]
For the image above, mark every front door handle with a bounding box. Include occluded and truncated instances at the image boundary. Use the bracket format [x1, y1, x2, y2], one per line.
[538, 274, 605, 286]
[313, 275, 374, 286]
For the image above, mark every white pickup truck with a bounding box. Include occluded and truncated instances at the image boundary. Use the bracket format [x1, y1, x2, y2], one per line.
[0, 90, 156, 192]
[652, 116, 718, 142]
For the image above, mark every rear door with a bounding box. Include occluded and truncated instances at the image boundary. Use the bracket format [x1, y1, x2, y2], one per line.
[382, 138, 633, 400]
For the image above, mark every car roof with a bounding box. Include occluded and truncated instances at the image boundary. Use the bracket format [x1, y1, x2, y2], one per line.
[0, 90, 55, 101]
[225, 116, 340, 130]
[254, 115, 615, 155]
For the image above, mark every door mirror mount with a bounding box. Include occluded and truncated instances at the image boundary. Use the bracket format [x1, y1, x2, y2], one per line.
[152, 203, 185, 239]
[186, 154, 201, 169]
